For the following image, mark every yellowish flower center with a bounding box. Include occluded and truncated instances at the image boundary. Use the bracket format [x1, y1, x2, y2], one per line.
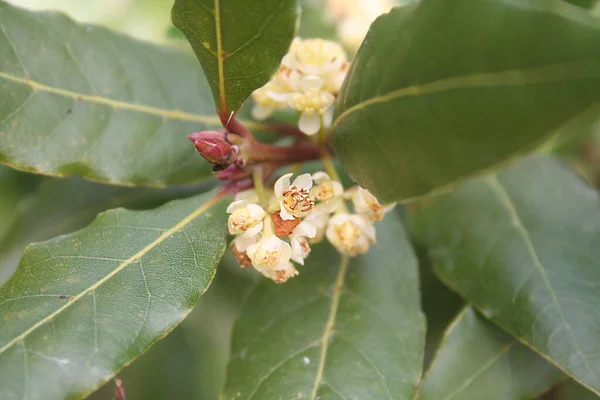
[281, 186, 314, 215]
[228, 208, 262, 234]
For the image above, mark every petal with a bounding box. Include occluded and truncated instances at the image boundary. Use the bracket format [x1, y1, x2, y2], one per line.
[279, 203, 296, 221]
[294, 221, 317, 239]
[266, 90, 289, 103]
[245, 241, 260, 259]
[332, 181, 344, 197]
[300, 75, 324, 92]
[311, 171, 330, 184]
[243, 221, 263, 238]
[292, 173, 313, 190]
[298, 111, 321, 135]
[226, 200, 247, 213]
[274, 173, 292, 197]
[262, 235, 283, 251]
[235, 189, 259, 203]
[322, 107, 334, 128]
[234, 234, 258, 252]
[247, 204, 266, 219]
[280, 240, 292, 262]
[252, 104, 273, 121]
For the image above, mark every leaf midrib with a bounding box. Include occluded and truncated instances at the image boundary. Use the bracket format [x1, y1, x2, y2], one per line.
[0, 193, 222, 356]
[330, 59, 600, 134]
[0, 71, 267, 130]
[310, 255, 349, 399]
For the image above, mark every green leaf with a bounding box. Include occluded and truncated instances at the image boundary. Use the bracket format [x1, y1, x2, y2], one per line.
[417, 245, 463, 368]
[556, 380, 600, 399]
[222, 212, 425, 399]
[331, 0, 600, 203]
[172, 0, 299, 114]
[417, 308, 564, 400]
[410, 154, 600, 394]
[564, 0, 599, 9]
[0, 2, 266, 186]
[0, 167, 40, 247]
[0, 190, 228, 400]
[88, 253, 258, 400]
[0, 173, 211, 285]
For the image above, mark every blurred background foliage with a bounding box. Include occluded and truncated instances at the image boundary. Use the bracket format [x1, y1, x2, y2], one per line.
[3, 0, 600, 399]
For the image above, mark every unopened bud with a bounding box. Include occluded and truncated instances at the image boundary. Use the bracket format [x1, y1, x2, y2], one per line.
[188, 130, 236, 167]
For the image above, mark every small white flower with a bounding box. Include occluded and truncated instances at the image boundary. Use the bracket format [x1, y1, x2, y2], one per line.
[231, 236, 257, 267]
[251, 81, 289, 120]
[234, 189, 260, 204]
[326, 213, 376, 256]
[282, 38, 349, 93]
[260, 261, 299, 284]
[311, 172, 343, 200]
[227, 200, 266, 237]
[289, 76, 335, 135]
[290, 221, 317, 265]
[274, 173, 314, 220]
[351, 187, 391, 222]
[307, 212, 330, 244]
[246, 234, 292, 270]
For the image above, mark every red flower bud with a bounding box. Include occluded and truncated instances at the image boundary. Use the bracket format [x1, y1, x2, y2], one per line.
[188, 130, 236, 167]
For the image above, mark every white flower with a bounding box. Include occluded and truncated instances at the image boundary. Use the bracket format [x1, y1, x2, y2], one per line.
[251, 80, 289, 120]
[282, 38, 349, 93]
[311, 171, 344, 212]
[260, 261, 299, 284]
[289, 76, 335, 135]
[326, 213, 376, 256]
[274, 173, 314, 220]
[351, 187, 392, 222]
[290, 221, 317, 265]
[227, 200, 266, 237]
[234, 188, 260, 204]
[231, 236, 257, 267]
[325, 0, 395, 52]
[246, 234, 292, 271]
[307, 212, 330, 244]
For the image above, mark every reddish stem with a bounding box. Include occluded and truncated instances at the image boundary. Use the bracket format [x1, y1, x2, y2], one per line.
[244, 140, 326, 163]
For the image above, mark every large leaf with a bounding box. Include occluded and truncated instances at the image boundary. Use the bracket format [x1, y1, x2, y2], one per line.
[222, 212, 425, 399]
[417, 308, 564, 400]
[0, 190, 228, 400]
[331, 0, 600, 203]
[0, 2, 266, 186]
[417, 245, 463, 368]
[88, 253, 258, 400]
[172, 0, 299, 114]
[0, 166, 40, 247]
[410, 154, 600, 394]
[0, 173, 211, 285]
[556, 380, 600, 399]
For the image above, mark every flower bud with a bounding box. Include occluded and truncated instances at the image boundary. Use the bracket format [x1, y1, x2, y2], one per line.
[188, 130, 236, 167]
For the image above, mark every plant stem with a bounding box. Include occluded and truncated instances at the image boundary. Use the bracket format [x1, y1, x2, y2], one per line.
[245, 140, 325, 164]
[252, 167, 267, 206]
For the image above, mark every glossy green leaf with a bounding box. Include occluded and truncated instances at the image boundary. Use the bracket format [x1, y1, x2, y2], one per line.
[0, 167, 40, 247]
[0, 2, 267, 186]
[565, 0, 598, 8]
[556, 380, 600, 399]
[417, 308, 564, 400]
[88, 253, 258, 400]
[332, 0, 600, 203]
[0, 173, 211, 285]
[0, 190, 228, 400]
[411, 154, 600, 394]
[417, 245, 463, 368]
[172, 0, 299, 114]
[222, 212, 425, 399]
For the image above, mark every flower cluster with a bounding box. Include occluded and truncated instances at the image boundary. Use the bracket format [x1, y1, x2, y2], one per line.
[251, 38, 349, 136]
[325, 0, 395, 52]
[227, 172, 390, 283]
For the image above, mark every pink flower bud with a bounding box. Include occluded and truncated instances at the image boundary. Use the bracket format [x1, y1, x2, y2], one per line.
[188, 130, 236, 166]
